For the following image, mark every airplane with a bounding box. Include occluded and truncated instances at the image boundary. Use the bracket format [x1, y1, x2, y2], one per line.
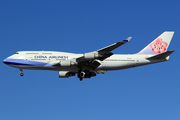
[3, 31, 174, 81]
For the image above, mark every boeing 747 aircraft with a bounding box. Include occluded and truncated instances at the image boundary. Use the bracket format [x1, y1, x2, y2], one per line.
[3, 31, 174, 81]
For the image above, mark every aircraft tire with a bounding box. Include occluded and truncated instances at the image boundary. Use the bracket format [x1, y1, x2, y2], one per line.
[20, 73, 24, 77]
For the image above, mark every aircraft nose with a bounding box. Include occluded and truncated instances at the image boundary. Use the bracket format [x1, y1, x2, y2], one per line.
[3, 58, 11, 65]
[3, 58, 8, 64]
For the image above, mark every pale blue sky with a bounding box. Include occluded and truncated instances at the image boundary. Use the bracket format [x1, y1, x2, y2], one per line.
[1, 0, 180, 120]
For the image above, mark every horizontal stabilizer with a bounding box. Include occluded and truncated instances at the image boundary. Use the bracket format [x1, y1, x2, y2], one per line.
[146, 50, 174, 60]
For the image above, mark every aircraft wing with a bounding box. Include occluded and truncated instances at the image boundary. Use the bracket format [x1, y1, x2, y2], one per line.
[75, 37, 132, 69]
[53, 37, 131, 70]
[97, 37, 132, 54]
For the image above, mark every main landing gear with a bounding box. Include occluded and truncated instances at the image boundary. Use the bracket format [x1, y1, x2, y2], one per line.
[77, 70, 96, 81]
[78, 70, 83, 81]
[79, 77, 83, 81]
[20, 69, 24, 77]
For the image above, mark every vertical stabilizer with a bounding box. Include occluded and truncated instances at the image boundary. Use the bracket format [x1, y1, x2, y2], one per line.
[138, 31, 174, 54]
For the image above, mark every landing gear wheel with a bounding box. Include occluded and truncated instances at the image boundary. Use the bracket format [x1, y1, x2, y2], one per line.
[20, 69, 24, 77]
[20, 73, 24, 77]
[78, 69, 83, 81]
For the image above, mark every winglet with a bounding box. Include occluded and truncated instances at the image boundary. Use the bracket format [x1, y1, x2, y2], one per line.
[123, 37, 132, 42]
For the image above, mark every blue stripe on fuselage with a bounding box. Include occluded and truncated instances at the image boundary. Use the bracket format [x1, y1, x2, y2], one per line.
[3, 58, 47, 66]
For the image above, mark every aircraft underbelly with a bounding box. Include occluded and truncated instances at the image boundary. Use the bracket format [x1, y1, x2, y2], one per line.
[98, 60, 136, 70]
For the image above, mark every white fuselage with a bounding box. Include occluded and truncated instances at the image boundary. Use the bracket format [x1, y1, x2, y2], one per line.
[3, 51, 169, 72]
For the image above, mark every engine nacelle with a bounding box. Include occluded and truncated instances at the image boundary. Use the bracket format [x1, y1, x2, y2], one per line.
[59, 60, 76, 67]
[59, 71, 75, 78]
[83, 52, 100, 60]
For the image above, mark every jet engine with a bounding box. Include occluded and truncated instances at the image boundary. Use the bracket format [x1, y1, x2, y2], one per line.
[59, 71, 75, 78]
[83, 52, 101, 60]
[59, 60, 76, 67]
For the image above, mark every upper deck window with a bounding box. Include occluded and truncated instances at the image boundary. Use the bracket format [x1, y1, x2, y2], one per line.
[26, 53, 39, 54]
[42, 53, 52, 54]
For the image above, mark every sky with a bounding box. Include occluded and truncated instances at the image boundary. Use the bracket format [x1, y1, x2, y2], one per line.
[0, 0, 180, 120]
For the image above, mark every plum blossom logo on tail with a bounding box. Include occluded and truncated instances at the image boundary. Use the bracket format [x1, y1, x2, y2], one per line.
[150, 38, 168, 53]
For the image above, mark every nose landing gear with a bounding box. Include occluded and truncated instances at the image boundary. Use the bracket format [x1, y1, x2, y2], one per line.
[20, 69, 24, 77]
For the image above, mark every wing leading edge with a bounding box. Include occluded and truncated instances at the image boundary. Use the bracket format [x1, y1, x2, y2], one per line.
[97, 37, 132, 54]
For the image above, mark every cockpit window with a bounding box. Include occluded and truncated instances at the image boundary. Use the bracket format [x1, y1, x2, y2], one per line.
[15, 52, 19, 54]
